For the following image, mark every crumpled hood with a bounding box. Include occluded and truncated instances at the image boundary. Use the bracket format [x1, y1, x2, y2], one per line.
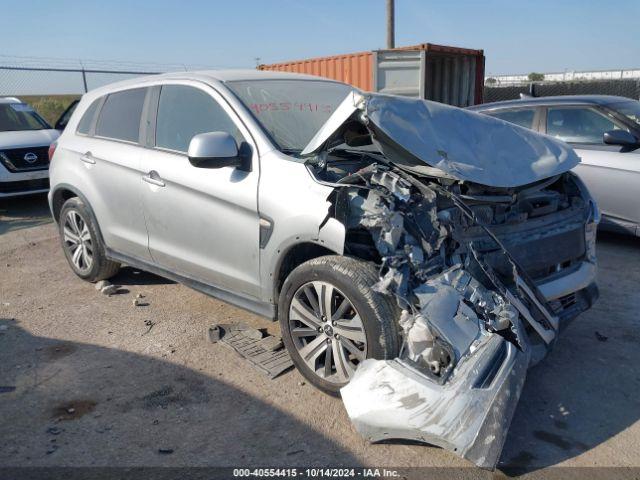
[0, 129, 59, 150]
[302, 92, 580, 188]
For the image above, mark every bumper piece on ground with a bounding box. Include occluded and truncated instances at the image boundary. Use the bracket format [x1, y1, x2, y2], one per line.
[342, 331, 531, 470]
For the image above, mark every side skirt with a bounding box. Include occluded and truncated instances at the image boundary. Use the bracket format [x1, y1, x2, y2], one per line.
[105, 248, 276, 320]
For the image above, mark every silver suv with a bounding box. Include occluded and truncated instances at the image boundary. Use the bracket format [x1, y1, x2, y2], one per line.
[50, 71, 598, 468]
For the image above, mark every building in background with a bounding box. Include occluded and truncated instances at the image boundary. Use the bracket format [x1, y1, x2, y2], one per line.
[487, 68, 640, 86]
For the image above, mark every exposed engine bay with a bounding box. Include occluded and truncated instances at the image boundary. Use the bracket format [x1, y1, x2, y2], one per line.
[301, 92, 599, 469]
[311, 153, 591, 373]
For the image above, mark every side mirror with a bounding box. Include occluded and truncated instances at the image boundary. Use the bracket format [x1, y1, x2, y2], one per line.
[188, 132, 244, 169]
[603, 129, 638, 147]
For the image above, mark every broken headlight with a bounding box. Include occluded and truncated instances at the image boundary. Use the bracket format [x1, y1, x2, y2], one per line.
[578, 177, 599, 265]
[565, 172, 598, 264]
[585, 220, 598, 264]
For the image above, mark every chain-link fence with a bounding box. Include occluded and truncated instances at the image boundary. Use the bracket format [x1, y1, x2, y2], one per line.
[484, 78, 640, 104]
[0, 56, 220, 125]
[0, 65, 162, 125]
[0, 66, 162, 96]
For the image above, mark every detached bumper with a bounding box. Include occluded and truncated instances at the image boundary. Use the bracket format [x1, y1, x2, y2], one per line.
[342, 332, 531, 470]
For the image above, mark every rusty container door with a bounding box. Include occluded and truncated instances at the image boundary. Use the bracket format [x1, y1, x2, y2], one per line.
[373, 44, 485, 106]
[259, 43, 485, 106]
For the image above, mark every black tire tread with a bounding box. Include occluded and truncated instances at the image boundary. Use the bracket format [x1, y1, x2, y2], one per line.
[278, 255, 400, 395]
[59, 197, 120, 282]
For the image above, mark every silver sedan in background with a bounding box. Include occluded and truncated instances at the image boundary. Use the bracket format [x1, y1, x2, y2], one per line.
[469, 95, 640, 236]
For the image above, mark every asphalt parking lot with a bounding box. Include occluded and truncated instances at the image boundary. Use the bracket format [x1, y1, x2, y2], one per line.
[1, 194, 639, 478]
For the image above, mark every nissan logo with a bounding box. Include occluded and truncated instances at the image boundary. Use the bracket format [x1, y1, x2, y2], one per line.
[23, 152, 38, 164]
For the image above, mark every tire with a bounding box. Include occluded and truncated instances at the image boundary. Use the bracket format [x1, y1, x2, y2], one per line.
[59, 197, 120, 282]
[279, 255, 400, 396]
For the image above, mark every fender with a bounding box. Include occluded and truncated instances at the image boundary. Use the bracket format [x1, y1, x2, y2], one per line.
[49, 183, 106, 247]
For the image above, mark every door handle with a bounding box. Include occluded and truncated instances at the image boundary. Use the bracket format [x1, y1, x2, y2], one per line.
[80, 152, 95, 164]
[142, 170, 166, 187]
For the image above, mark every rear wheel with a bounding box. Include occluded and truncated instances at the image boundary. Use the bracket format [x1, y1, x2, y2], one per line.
[279, 255, 399, 395]
[59, 197, 120, 282]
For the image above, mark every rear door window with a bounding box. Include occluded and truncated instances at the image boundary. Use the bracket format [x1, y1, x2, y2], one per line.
[488, 108, 536, 129]
[546, 107, 628, 144]
[155, 85, 243, 153]
[95, 88, 146, 143]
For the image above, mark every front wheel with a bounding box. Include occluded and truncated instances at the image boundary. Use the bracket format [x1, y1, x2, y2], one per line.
[279, 255, 400, 395]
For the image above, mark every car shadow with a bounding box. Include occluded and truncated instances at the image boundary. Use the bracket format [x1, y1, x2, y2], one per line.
[110, 267, 176, 286]
[597, 229, 640, 248]
[0, 317, 360, 468]
[498, 232, 640, 475]
[0, 193, 52, 235]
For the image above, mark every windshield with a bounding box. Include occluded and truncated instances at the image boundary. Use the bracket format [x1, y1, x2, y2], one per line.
[610, 100, 640, 128]
[226, 79, 354, 153]
[0, 103, 50, 132]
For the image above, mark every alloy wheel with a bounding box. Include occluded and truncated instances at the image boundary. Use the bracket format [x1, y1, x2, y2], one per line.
[63, 210, 93, 272]
[288, 281, 367, 385]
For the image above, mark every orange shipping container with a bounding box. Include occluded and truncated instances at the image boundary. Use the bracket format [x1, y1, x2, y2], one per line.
[259, 43, 485, 106]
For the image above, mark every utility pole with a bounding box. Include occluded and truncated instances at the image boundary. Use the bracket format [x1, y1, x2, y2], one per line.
[386, 0, 395, 49]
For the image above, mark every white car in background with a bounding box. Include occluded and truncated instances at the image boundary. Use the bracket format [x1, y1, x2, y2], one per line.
[0, 97, 60, 198]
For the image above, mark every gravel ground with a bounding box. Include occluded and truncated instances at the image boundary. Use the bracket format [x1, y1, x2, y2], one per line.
[1, 194, 639, 478]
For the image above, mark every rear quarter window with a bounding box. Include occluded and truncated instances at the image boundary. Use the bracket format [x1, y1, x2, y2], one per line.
[95, 88, 146, 143]
[77, 99, 101, 135]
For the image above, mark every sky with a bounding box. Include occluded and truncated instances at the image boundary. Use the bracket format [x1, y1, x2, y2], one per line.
[4, 0, 640, 76]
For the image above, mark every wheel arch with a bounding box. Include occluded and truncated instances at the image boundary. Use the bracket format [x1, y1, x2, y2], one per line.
[51, 183, 106, 246]
[273, 241, 338, 303]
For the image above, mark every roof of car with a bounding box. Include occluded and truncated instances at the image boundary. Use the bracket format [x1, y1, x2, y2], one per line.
[468, 95, 634, 111]
[86, 69, 344, 97]
[0, 97, 22, 104]
[188, 69, 336, 82]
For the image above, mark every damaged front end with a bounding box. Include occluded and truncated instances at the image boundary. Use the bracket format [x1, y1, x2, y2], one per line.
[303, 92, 598, 469]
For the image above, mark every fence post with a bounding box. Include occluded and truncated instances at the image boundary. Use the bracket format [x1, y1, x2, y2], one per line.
[81, 68, 88, 93]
